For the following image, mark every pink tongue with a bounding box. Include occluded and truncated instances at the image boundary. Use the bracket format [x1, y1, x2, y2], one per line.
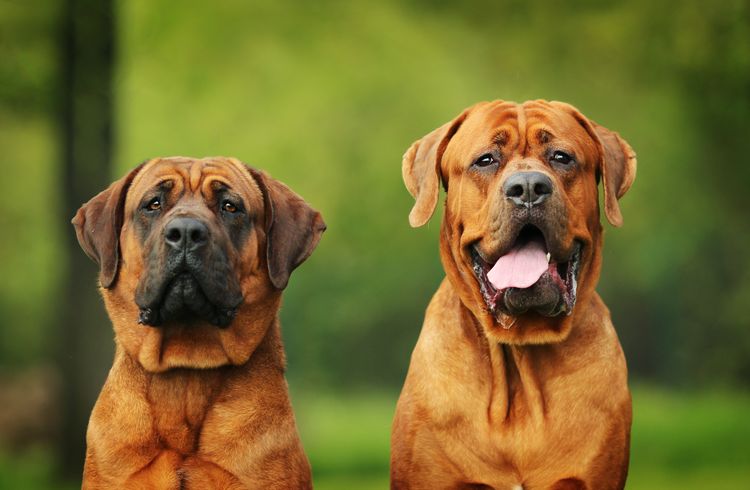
[487, 238, 548, 290]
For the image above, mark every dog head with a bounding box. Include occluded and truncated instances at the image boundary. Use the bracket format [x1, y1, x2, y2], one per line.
[73, 157, 325, 371]
[403, 100, 635, 344]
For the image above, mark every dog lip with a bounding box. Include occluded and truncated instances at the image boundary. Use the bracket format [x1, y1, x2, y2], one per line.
[135, 268, 186, 313]
[470, 244, 492, 269]
[136, 271, 244, 328]
[469, 237, 584, 318]
[469, 246, 503, 315]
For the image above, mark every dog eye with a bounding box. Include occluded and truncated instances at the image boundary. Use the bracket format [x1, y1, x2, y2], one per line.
[146, 198, 161, 211]
[222, 200, 238, 213]
[473, 154, 496, 168]
[551, 151, 574, 165]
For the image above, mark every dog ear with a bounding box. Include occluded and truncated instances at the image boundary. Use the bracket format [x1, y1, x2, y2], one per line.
[71, 163, 145, 289]
[553, 101, 637, 227]
[591, 122, 637, 227]
[402, 108, 471, 227]
[249, 168, 326, 290]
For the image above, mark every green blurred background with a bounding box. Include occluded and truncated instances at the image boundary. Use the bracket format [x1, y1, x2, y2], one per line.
[1, 0, 749, 488]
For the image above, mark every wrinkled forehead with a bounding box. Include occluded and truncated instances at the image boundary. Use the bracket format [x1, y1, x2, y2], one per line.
[449, 100, 598, 158]
[126, 156, 263, 210]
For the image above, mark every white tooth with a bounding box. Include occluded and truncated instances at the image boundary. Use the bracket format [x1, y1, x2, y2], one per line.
[546, 252, 551, 263]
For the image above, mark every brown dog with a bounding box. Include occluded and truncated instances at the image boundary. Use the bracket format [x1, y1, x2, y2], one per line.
[73, 157, 325, 489]
[391, 100, 636, 489]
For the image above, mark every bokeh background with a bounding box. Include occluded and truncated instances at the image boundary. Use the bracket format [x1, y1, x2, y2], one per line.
[1, 0, 749, 488]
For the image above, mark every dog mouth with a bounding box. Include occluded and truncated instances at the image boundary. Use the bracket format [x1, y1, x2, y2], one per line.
[470, 225, 582, 318]
[137, 271, 242, 328]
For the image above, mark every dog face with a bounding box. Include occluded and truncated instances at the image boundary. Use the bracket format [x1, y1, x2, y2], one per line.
[73, 157, 325, 371]
[129, 160, 254, 328]
[403, 100, 635, 344]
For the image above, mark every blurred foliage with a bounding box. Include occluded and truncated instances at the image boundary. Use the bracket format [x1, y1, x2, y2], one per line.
[109, 0, 750, 389]
[1, 0, 749, 432]
[0, 0, 62, 366]
[1, 0, 750, 486]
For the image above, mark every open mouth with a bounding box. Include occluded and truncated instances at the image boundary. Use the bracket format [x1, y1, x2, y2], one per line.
[137, 271, 240, 328]
[471, 225, 582, 318]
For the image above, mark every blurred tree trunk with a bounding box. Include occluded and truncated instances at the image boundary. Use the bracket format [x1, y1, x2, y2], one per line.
[58, 0, 116, 479]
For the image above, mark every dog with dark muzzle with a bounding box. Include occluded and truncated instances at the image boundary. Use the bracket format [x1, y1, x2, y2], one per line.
[73, 156, 324, 489]
[391, 100, 636, 489]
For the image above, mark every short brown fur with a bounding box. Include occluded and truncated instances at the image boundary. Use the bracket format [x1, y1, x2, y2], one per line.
[392, 101, 635, 489]
[73, 157, 325, 489]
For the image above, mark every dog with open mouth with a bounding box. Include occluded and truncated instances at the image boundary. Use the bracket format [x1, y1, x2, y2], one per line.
[391, 100, 636, 489]
[73, 157, 325, 489]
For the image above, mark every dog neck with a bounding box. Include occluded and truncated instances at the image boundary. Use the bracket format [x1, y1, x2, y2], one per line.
[109, 319, 288, 456]
[441, 279, 612, 425]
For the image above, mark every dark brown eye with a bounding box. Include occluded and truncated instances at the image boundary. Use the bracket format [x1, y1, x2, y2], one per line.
[473, 153, 496, 168]
[147, 198, 161, 211]
[551, 150, 574, 165]
[222, 200, 238, 213]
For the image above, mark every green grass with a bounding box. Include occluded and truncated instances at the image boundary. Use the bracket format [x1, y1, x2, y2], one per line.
[1, 387, 749, 489]
[0, 446, 76, 490]
[294, 391, 393, 489]
[628, 386, 750, 489]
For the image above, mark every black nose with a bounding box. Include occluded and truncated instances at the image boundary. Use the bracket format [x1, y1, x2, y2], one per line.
[164, 217, 209, 251]
[503, 171, 553, 207]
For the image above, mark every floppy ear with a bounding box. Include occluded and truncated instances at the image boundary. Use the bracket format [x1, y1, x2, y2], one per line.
[552, 101, 637, 227]
[71, 163, 145, 288]
[249, 168, 326, 290]
[402, 108, 471, 227]
[591, 122, 637, 227]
